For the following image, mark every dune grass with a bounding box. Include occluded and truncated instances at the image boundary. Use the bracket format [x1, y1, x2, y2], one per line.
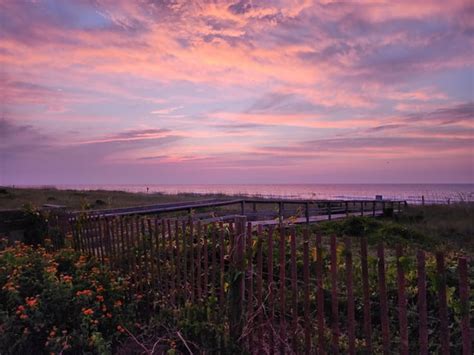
[0, 186, 232, 211]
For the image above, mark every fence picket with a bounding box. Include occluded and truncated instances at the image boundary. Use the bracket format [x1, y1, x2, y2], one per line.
[436, 252, 450, 355]
[417, 250, 428, 355]
[396, 245, 408, 355]
[346, 237, 355, 355]
[360, 236, 372, 352]
[330, 234, 339, 353]
[377, 242, 390, 354]
[458, 257, 471, 355]
[316, 233, 325, 353]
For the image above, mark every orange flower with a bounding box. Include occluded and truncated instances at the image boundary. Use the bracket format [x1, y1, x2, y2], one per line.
[96, 295, 104, 302]
[114, 300, 123, 307]
[76, 290, 93, 297]
[82, 308, 94, 316]
[62, 275, 73, 283]
[106, 313, 112, 318]
[26, 297, 38, 308]
[20, 314, 28, 320]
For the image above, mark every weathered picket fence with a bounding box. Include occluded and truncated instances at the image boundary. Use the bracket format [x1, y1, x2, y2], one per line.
[70, 215, 472, 354]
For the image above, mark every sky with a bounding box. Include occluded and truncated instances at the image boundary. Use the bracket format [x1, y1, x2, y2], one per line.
[1, 0, 473, 185]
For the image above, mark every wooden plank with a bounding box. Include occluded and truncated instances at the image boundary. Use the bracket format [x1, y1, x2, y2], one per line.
[267, 225, 275, 353]
[316, 233, 325, 353]
[458, 257, 471, 355]
[256, 224, 264, 352]
[279, 225, 287, 353]
[246, 222, 254, 349]
[360, 237, 372, 352]
[330, 234, 339, 354]
[377, 242, 390, 354]
[396, 245, 409, 355]
[346, 237, 355, 355]
[436, 252, 450, 355]
[219, 222, 225, 308]
[417, 250, 428, 355]
[303, 228, 311, 354]
[290, 227, 298, 352]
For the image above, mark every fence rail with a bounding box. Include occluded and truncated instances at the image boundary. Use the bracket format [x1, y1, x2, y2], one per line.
[70, 215, 471, 354]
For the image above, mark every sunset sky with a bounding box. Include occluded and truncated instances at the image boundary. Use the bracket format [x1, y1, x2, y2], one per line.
[1, 0, 473, 185]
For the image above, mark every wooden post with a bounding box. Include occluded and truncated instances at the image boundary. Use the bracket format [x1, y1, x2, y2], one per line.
[345, 201, 349, 217]
[256, 224, 264, 352]
[436, 252, 450, 355]
[328, 202, 332, 220]
[346, 238, 355, 355]
[458, 257, 471, 355]
[316, 234, 325, 353]
[396, 245, 408, 355]
[290, 227, 298, 352]
[421, 195, 425, 205]
[305, 202, 310, 224]
[229, 216, 246, 344]
[330, 235, 339, 353]
[279, 225, 287, 353]
[378, 243, 390, 354]
[252, 202, 257, 213]
[372, 201, 376, 217]
[361, 237, 372, 352]
[417, 251, 428, 355]
[278, 201, 283, 224]
[267, 225, 275, 352]
[303, 228, 311, 354]
[360, 201, 364, 216]
[219, 222, 225, 308]
[240, 201, 245, 216]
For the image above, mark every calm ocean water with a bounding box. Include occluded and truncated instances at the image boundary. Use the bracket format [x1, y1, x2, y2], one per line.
[48, 184, 474, 204]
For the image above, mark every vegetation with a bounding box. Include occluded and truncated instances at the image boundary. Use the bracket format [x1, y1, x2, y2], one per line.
[0, 241, 237, 354]
[0, 187, 233, 211]
[314, 202, 474, 253]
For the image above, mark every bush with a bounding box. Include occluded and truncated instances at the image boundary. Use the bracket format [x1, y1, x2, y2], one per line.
[0, 242, 135, 354]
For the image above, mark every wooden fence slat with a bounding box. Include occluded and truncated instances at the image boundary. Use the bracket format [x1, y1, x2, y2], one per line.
[182, 220, 187, 297]
[316, 233, 325, 354]
[360, 236, 372, 352]
[417, 250, 428, 355]
[346, 237, 355, 355]
[330, 234, 339, 354]
[175, 220, 181, 291]
[168, 219, 176, 305]
[196, 221, 202, 301]
[219, 222, 225, 308]
[377, 242, 390, 355]
[396, 245, 409, 355]
[154, 217, 163, 290]
[458, 257, 471, 355]
[256, 224, 264, 352]
[436, 252, 450, 355]
[203, 223, 209, 298]
[267, 225, 275, 353]
[229, 217, 246, 344]
[246, 222, 254, 349]
[279, 225, 287, 353]
[303, 228, 311, 354]
[290, 227, 298, 352]
[162, 219, 169, 299]
[188, 218, 196, 302]
[211, 223, 217, 292]
[147, 219, 157, 289]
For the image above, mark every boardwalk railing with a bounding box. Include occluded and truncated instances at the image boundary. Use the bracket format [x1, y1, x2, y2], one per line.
[70, 215, 471, 353]
[72, 198, 407, 224]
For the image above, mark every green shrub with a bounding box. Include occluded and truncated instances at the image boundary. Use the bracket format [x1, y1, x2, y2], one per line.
[0, 242, 134, 354]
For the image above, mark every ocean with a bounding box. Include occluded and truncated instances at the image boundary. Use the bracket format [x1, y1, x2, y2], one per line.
[45, 184, 474, 204]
